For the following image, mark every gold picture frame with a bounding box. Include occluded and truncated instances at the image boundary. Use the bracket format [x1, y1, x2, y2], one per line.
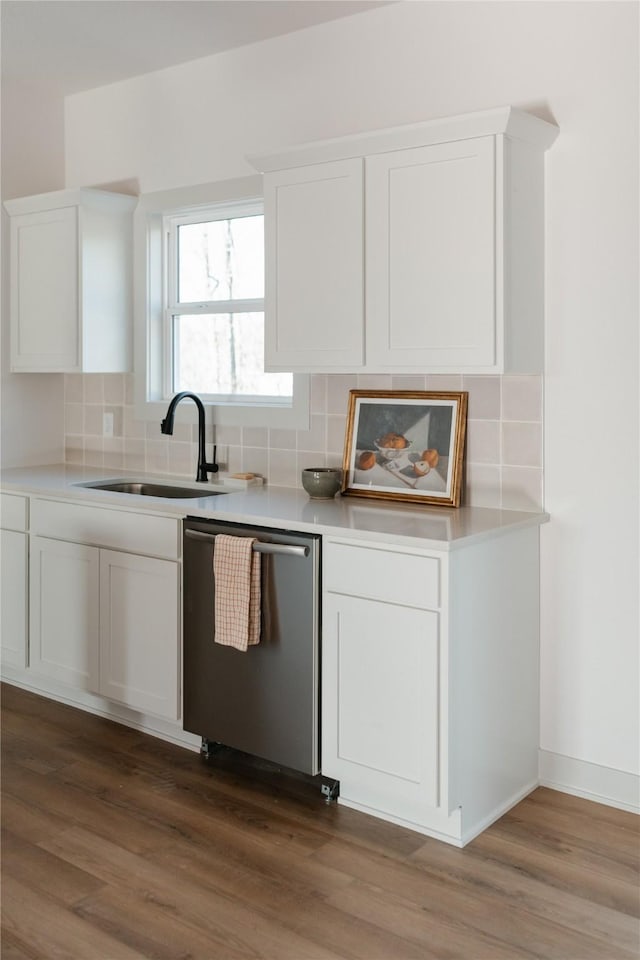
[341, 390, 468, 507]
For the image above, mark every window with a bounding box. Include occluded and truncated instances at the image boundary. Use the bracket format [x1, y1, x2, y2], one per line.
[135, 178, 308, 429]
[165, 200, 292, 405]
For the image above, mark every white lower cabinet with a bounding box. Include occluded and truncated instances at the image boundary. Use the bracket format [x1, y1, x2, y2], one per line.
[1, 529, 29, 669]
[30, 536, 100, 690]
[322, 529, 541, 847]
[99, 549, 179, 719]
[1, 494, 29, 670]
[26, 499, 181, 722]
[323, 593, 440, 822]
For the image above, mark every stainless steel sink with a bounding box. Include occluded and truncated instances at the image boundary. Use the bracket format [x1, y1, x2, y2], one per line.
[76, 480, 229, 499]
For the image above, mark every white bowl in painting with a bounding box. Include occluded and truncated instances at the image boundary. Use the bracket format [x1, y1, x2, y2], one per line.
[374, 437, 413, 461]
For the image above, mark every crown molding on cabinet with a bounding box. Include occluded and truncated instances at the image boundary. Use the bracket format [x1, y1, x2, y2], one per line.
[247, 105, 559, 173]
[3, 187, 138, 217]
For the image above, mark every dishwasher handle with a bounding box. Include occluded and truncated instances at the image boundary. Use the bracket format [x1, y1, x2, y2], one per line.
[184, 528, 309, 558]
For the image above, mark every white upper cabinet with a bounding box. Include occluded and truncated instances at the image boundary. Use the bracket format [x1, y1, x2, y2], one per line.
[4, 188, 137, 373]
[249, 107, 558, 374]
[263, 158, 364, 370]
[366, 137, 496, 370]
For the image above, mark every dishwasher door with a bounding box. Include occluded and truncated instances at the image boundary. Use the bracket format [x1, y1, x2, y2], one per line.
[182, 518, 321, 775]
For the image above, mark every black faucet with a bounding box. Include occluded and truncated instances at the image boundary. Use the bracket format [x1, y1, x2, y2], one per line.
[160, 392, 218, 482]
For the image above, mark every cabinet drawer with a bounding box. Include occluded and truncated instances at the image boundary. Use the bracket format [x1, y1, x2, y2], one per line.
[31, 498, 180, 560]
[1, 493, 28, 532]
[324, 540, 440, 610]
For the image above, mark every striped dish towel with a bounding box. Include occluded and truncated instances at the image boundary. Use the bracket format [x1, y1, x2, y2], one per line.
[213, 535, 261, 651]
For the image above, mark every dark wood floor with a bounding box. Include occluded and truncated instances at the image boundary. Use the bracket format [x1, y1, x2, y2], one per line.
[1, 682, 638, 960]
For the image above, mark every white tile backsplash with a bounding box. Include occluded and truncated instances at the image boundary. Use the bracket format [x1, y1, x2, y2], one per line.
[502, 421, 543, 468]
[65, 373, 545, 510]
[463, 375, 501, 419]
[502, 375, 543, 422]
[466, 419, 500, 464]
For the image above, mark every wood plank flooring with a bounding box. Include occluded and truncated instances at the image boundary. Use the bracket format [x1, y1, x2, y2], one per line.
[2, 682, 638, 960]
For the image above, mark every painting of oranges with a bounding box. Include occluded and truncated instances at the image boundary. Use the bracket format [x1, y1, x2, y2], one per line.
[342, 390, 468, 507]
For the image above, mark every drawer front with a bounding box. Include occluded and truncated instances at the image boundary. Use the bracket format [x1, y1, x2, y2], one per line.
[324, 540, 440, 610]
[31, 498, 180, 560]
[1, 493, 28, 532]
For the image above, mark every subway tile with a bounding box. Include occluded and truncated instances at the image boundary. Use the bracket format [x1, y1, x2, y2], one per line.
[502, 422, 542, 467]
[241, 446, 267, 478]
[83, 375, 104, 404]
[124, 374, 135, 406]
[501, 466, 543, 511]
[146, 419, 163, 440]
[326, 415, 347, 456]
[243, 426, 268, 448]
[214, 424, 241, 446]
[463, 376, 501, 419]
[103, 438, 124, 470]
[145, 438, 169, 474]
[83, 436, 104, 468]
[167, 420, 191, 442]
[466, 420, 500, 465]
[65, 374, 83, 403]
[167, 441, 194, 478]
[124, 407, 146, 439]
[326, 375, 357, 415]
[502, 375, 543, 422]
[269, 428, 296, 451]
[326, 451, 344, 470]
[62, 372, 543, 517]
[104, 374, 124, 405]
[65, 436, 84, 465]
[65, 403, 83, 435]
[391, 375, 427, 391]
[297, 451, 328, 474]
[123, 438, 145, 472]
[268, 449, 297, 487]
[425, 374, 463, 391]
[296, 414, 326, 454]
[310, 375, 327, 414]
[83, 405, 103, 437]
[124, 453, 146, 473]
[465, 463, 501, 508]
[357, 374, 393, 390]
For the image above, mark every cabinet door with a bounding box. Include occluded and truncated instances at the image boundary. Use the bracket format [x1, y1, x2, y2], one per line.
[264, 158, 364, 371]
[99, 550, 179, 720]
[366, 136, 497, 370]
[322, 593, 441, 823]
[10, 207, 79, 371]
[0, 530, 28, 669]
[29, 536, 99, 690]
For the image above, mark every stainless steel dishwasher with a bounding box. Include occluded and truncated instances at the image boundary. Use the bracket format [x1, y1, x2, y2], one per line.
[182, 517, 323, 779]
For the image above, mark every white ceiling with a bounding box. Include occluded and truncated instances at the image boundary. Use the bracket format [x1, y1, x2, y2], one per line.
[1, 0, 389, 97]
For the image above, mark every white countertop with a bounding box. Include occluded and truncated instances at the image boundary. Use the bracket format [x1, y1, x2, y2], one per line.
[0, 464, 548, 551]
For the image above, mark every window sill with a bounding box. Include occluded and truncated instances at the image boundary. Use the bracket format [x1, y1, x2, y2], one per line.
[134, 375, 310, 431]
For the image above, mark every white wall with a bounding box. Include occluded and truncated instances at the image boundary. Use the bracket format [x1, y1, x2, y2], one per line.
[1, 80, 65, 466]
[64, 1, 639, 800]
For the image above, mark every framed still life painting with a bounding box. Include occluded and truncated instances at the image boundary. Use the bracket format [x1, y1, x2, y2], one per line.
[342, 390, 468, 507]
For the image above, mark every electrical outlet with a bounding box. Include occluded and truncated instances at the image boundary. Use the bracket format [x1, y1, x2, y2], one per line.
[103, 412, 114, 437]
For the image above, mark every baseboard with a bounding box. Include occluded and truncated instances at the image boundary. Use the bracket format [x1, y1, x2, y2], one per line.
[539, 749, 640, 814]
[460, 778, 539, 846]
[336, 795, 465, 847]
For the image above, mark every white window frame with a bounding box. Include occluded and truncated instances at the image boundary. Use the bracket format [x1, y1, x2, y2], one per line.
[134, 176, 309, 429]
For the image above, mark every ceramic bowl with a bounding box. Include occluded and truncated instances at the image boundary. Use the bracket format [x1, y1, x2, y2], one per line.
[301, 467, 343, 499]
